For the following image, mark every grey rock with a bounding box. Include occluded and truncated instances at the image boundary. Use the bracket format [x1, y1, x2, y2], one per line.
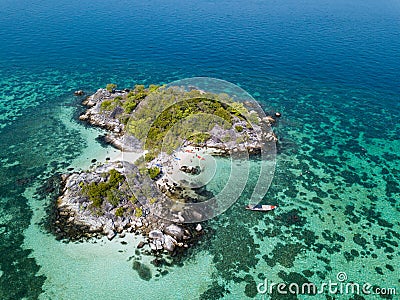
[120, 218, 129, 228]
[149, 229, 164, 240]
[104, 202, 113, 212]
[195, 224, 202, 232]
[150, 242, 157, 251]
[103, 219, 115, 236]
[164, 224, 184, 240]
[74, 90, 84, 96]
[163, 235, 177, 252]
[177, 214, 185, 223]
[155, 240, 163, 250]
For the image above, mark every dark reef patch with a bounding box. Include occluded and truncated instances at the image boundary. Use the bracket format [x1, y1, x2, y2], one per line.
[264, 242, 304, 268]
[321, 229, 345, 243]
[203, 199, 263, 282]
[385, 264, 394, 272]
[244, 278, 258, 298]
[375, 267, 384, 275]
[199, 282, 229, 300]
[276, 209, 307, 227]
[132, 260, 152, 281]
[353, 234, 367, 247]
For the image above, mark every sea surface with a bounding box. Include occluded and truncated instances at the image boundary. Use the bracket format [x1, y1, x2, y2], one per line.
[0, 0, 399, 299]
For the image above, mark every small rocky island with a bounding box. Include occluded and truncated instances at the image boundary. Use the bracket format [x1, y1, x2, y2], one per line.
[53, 84, 278, 255]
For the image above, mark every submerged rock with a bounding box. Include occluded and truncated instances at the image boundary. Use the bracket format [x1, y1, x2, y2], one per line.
[163, 234, 177, 252]
[132, 261, 152, 281]
[195, 224, 202, 232]
[104, 220, 116, 240]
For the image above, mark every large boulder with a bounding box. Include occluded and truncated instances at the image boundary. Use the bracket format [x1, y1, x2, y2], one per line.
[106, 231, 116, 240]
[74, 90, 84, 96]
[86, 218, 103, 232]
[150, 242, 157, 251]
[103, 220, 116, 240]
[163, 235, 177, 252]
[164, 224, 184, 240]
[149, 229, 164, 240]
[180, 165, 201, 175]
[155, 240, 163, 250]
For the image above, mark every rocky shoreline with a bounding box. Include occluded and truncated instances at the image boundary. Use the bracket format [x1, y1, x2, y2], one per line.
[53, 85, 279, 255]
[78, 89, 130, 151]
[78, 87, 278, 153]
[52, 161, 205, 254]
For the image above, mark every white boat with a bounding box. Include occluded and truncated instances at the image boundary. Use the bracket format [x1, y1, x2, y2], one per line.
[245, 204, 277, 211]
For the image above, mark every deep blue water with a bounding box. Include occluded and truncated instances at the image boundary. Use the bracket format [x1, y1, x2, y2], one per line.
[0, 0, 399, 299]
[1, 0, 400, 92]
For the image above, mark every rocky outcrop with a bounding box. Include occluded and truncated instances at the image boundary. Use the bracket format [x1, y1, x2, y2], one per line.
[79, 89, 125, 137]
[182, 119, 277, 156]
[79, 89, 143, 152]
[80, 88, 277, 156]
[180, 165, 201, 175]
[53, 161, 204, 254]
[147, 224, 199, 253]
[164, 224, 185, 240]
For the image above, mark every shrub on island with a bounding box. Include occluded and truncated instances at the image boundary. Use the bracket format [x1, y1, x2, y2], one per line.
[135, 207, 143, 218]
[115, 207, 124, 217]
[188, 132, 211, 144]
[81, 169, 125, 208]
[148, 167, 161, 180]
[235, 125, 244, 132]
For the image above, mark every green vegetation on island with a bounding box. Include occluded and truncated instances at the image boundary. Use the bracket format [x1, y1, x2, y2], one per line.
[82, 84, 267, 192]
[148, 166, 161, 180]
[80, 169, 125, 208]
[106, 83, 117, 92]
[126, 87, 257, 154]
[187, 132, 211, 144]
[100, 84, 161, 124]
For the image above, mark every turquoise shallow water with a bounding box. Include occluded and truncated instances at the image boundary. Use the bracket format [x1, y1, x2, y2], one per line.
[0, 0, 399, 299]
